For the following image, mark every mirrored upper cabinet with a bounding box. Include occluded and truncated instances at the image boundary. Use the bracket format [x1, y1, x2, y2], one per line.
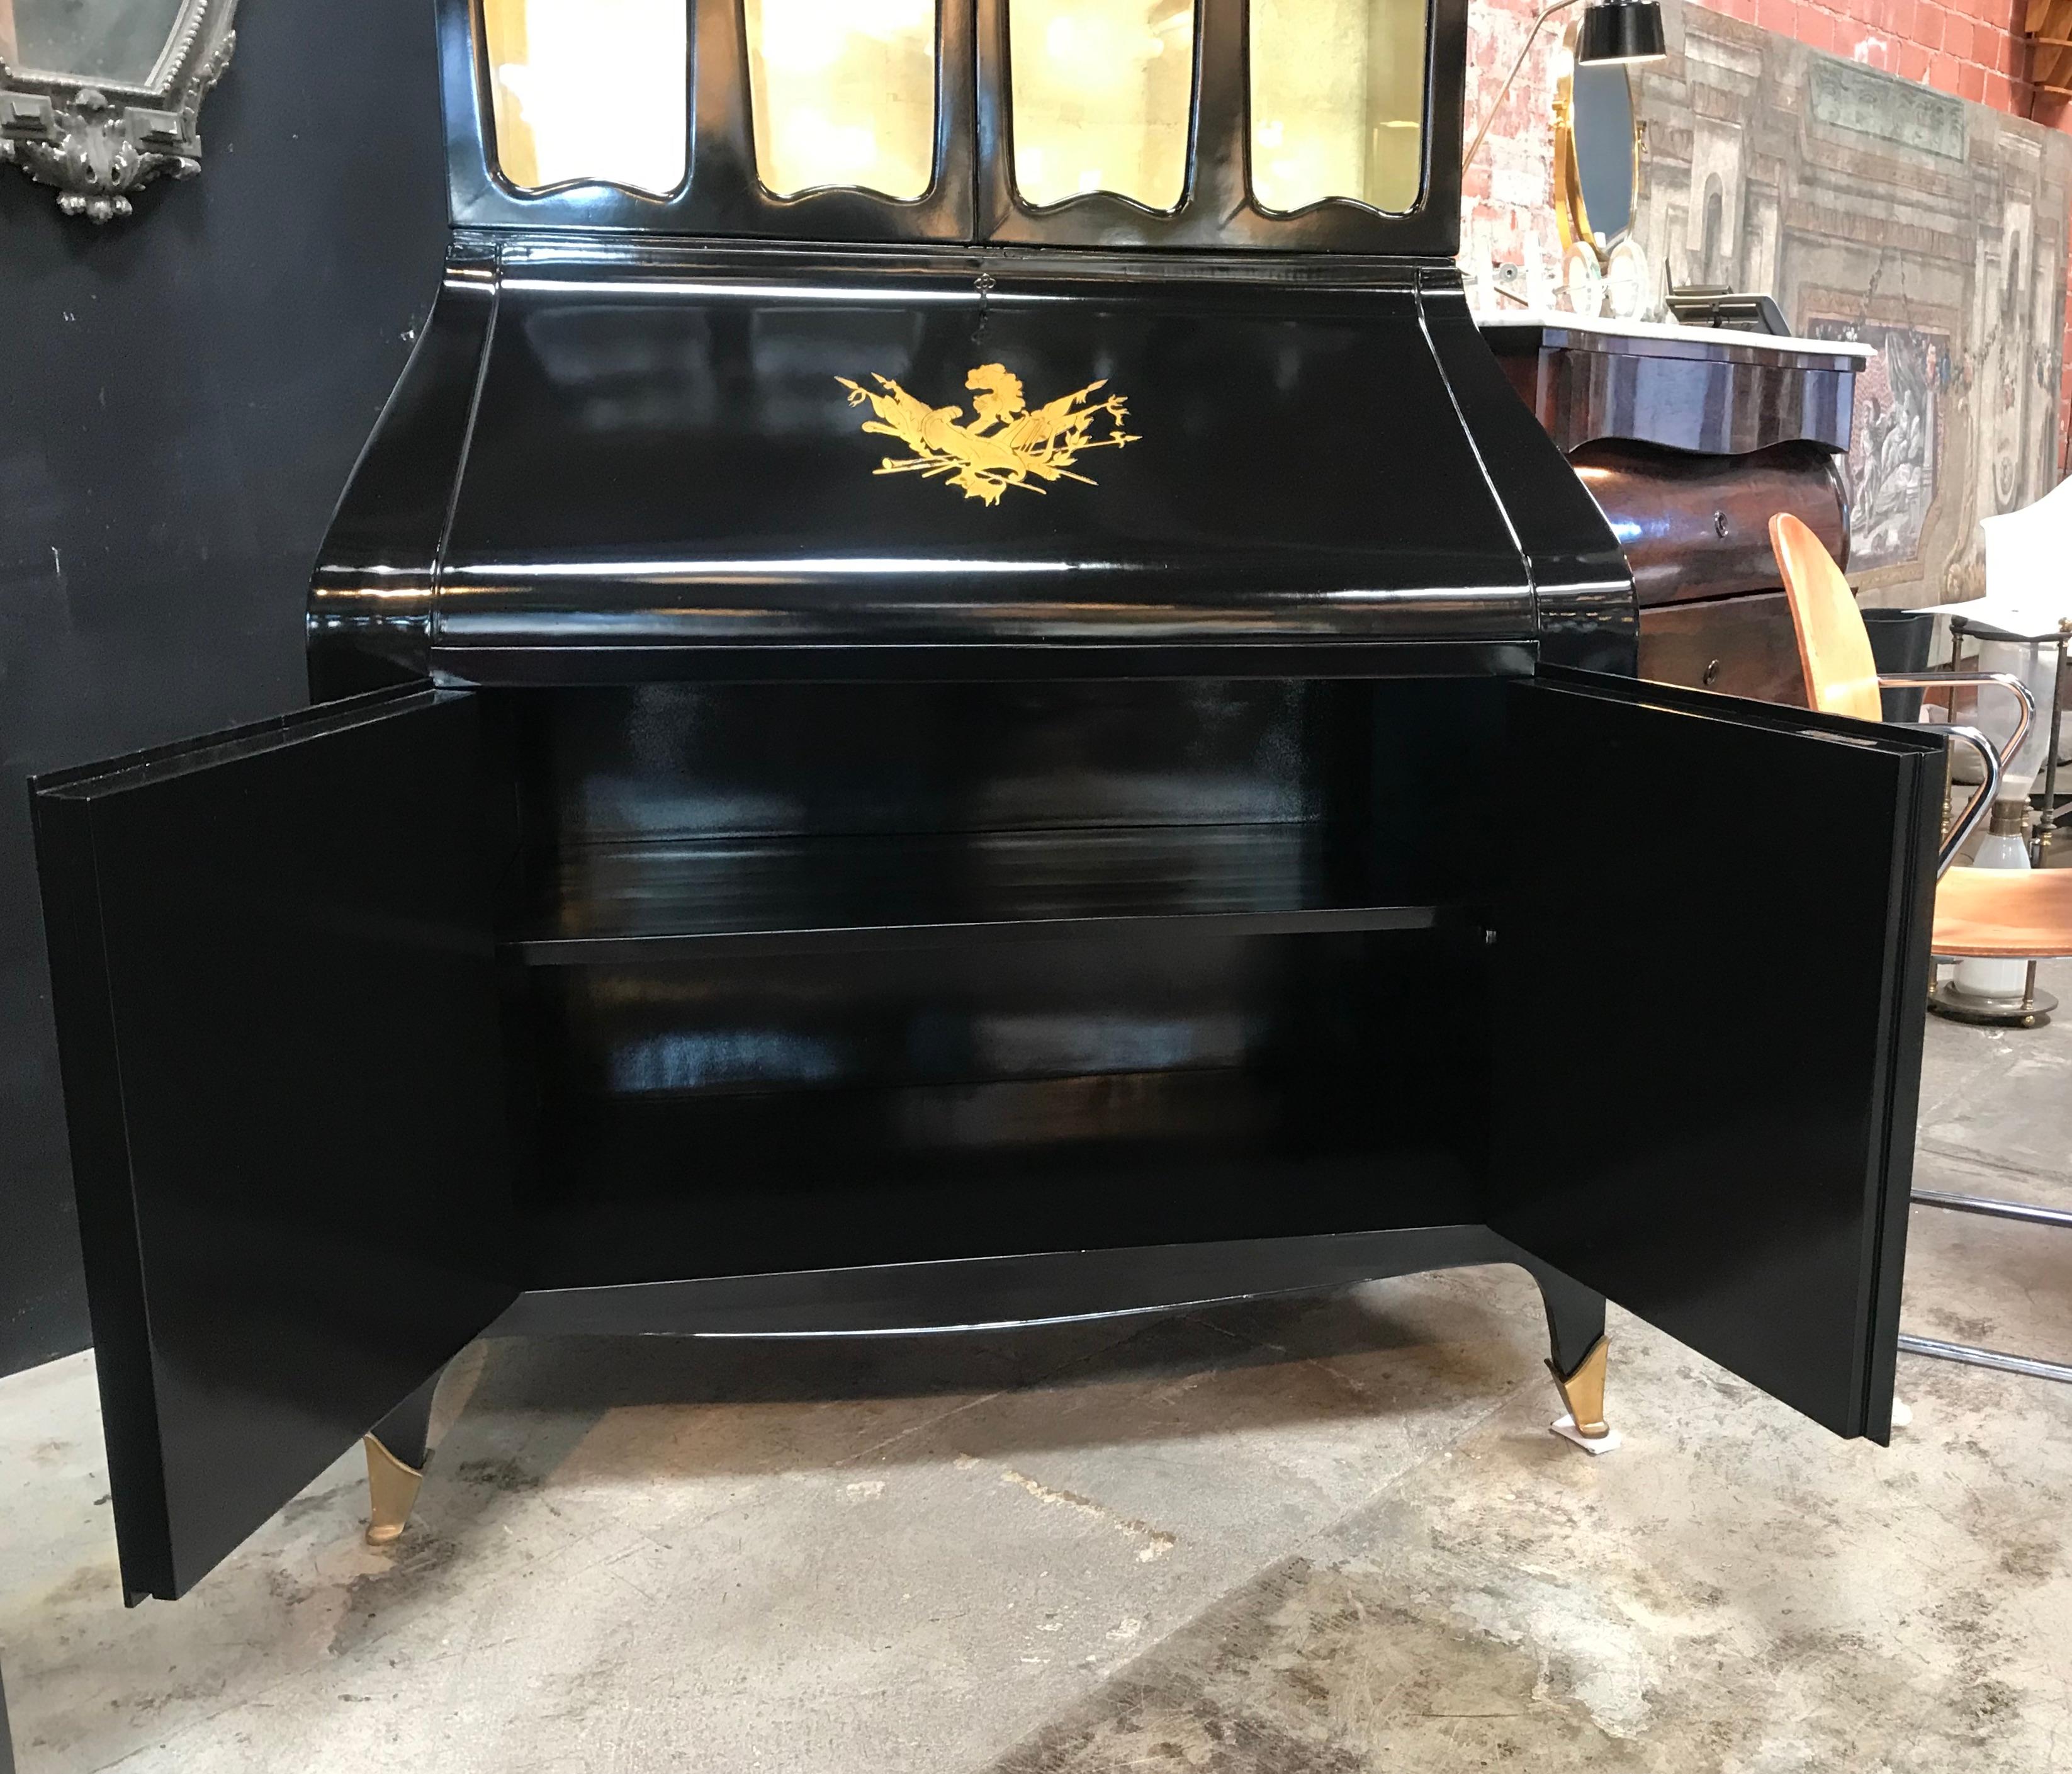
[1006, 0, 1194, 212]
[447, 0, 1460, 252]
[745, 0, 938, 200]
[483, 0, 689, 193]
[1250, 0, 1427, 215]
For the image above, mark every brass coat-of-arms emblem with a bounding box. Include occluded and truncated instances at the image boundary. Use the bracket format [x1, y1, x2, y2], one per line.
[835, 363, 1137, 505]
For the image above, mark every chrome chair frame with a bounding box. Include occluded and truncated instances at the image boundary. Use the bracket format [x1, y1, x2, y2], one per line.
[1880, 669, 2032, 873]
[1886, 658, 2071, 1384]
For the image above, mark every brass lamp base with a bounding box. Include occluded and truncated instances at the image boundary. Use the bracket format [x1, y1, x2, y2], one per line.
[1928, 979, 2056, 1029]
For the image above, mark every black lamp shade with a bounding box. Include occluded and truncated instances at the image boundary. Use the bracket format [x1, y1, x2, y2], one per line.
[1577, 0, 1668, 63]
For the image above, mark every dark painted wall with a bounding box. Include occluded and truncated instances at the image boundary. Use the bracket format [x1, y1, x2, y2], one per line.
[0, 0, 450, 1375]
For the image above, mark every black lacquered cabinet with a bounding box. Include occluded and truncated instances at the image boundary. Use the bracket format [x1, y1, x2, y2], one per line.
[32, 0, 1944, 1605]
[33, 664, 1942, 1601]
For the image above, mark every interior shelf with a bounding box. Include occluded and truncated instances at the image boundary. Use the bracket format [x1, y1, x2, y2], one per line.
[502, 823, 1459, 963]
[516, 1081, 1482, 1287]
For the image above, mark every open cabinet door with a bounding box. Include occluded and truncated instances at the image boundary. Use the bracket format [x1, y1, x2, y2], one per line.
[1493, 669, 1944, 1443]
[32, 687, 517, 1600]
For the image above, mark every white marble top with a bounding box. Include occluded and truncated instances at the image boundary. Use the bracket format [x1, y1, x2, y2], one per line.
[1478, 308, 1878, 361]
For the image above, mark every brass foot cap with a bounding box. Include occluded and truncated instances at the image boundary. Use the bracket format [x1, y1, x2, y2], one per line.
[1546, 1334, 1611, 1440]
[363, 1434, 424, 1547]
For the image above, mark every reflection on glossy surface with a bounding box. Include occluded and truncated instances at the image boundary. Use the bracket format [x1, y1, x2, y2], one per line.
[521, 922, 1492, 1288]
[1249, 0, 1427, 215]
[305, 242, 1641, 684]
[745, 0, 938, 199]
[483, 0, 687, 193]
[425, 251, 1538, 652]
[1008, 0, 1195, 210]
[1570, 439, 1847, 609]
[7, 0, 184, 82]
[510, 825, 1444, 962]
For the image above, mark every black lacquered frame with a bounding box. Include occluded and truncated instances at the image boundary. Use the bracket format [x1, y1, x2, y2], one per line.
[976, 0, 1460, 253]
[440, 0, 1463, 254]
[441, 0, 979, 237]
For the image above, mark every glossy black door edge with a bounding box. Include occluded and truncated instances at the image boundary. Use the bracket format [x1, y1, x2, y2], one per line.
[444, 0, 981, 240]
[488, 1224, 1580, 1336]
[1854, 719, 1942, 1443]
[309, 242, 500, 701]
[31, 681, 436, 797]
[426, 640, 1540, 689]
[1532, 662, 1949, 755]
[976, 0, 1461, 253]
[31, 783, 177, 1603]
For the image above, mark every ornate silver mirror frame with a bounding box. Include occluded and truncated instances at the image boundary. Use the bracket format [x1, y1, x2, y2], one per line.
[0, 0, 238, 222]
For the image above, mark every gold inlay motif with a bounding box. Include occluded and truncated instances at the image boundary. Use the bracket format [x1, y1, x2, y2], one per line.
[836, 363, 1137, 504]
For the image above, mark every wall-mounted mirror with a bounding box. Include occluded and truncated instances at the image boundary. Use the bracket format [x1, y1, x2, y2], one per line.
[1555, 53, 1647, 317]
[0, 0, 238, 220]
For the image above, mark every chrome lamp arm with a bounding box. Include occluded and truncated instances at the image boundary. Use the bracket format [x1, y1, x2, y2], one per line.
[1462, 0, 1584, 171]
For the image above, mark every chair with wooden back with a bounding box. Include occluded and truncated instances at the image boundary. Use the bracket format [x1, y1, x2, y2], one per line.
[1770, 511, 2072, 1386]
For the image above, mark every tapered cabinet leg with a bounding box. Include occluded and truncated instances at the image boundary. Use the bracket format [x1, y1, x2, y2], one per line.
[363, 1369, 441, 1546]
[1547, 1333, 1616, 1449]
[1515, 1258, 1619, 1454]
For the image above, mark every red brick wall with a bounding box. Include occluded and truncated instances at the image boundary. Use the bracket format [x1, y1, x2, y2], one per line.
[1465, 0, 2072, 473]
[1704, 0, 2050, 113]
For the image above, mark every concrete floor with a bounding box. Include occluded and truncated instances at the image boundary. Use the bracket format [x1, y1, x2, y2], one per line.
[3, 968, 2069, 1773]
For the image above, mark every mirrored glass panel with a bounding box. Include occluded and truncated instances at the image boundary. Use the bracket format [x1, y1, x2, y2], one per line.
[1249, 0, 1427, 215]
[745, 0, 938, 200]
[6, 0, 186, 84]
[483, 0, 689, 195]
[1570, 63, 1635, 241]
[1008, 0, 1195, 212]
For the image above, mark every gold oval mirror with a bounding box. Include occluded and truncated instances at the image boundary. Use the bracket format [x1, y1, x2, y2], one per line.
[1554, 52, 1638, 254]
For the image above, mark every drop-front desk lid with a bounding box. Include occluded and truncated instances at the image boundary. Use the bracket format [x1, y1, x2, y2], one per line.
[312, 239, 1628, 684]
